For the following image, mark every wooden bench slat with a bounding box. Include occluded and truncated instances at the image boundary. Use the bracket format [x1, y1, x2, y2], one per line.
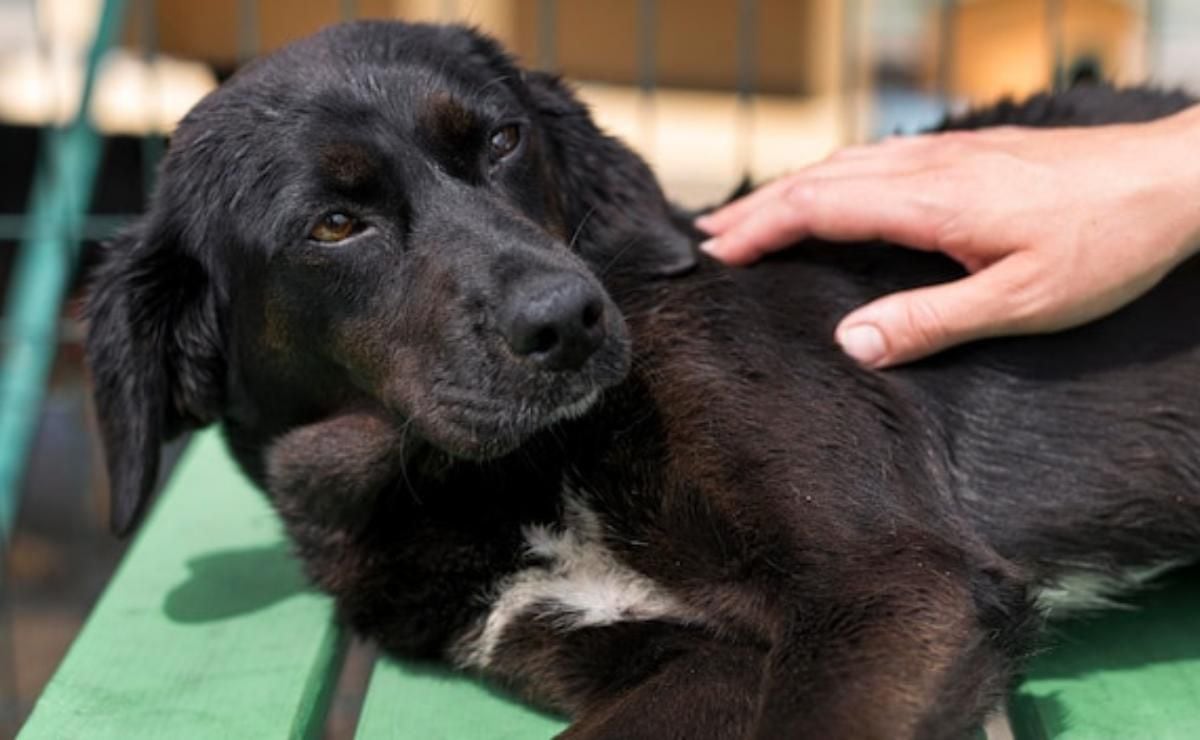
[19, 429, 345, 740]
[355, 660, 567, 739]
[1011, 570, 1200, 739]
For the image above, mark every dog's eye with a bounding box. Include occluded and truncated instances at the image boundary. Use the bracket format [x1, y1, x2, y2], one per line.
[310, 213, 357, 243]
[488, 124, 521, 161]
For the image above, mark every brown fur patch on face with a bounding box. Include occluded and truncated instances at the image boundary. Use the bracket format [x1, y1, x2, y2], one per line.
[318, 142, 380, 192]
[418, 91, 484, 179]
[422, 91, 477, 140]
[262, 292, 291, 353]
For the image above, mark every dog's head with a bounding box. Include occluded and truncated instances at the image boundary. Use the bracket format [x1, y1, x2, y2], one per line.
[86, 21, 696, 534]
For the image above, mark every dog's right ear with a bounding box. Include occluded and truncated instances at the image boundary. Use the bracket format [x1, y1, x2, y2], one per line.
[85, 215, 225, 535]
[524, 71, 698, 278]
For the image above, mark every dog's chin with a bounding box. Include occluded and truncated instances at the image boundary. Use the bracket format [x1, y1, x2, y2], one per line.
[420, 386, 605, 461]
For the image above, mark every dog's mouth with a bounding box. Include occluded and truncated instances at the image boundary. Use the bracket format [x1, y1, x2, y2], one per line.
[417, 316, 630, 460]
[426, 383, 609, 460]
[427, 383, 604, 458]
[545, 388, 601, 423]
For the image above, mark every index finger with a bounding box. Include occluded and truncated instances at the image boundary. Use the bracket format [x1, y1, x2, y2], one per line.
[700, 174, 943, 265]
[697, 141, 930, 235]
[696, 174, 799, 235]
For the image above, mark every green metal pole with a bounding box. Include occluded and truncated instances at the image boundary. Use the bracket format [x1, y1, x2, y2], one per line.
[0, 0, 129, 540]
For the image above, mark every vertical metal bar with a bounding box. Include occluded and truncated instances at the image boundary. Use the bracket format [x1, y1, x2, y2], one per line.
[840, 0, 862, 144]
[0, 0, 130, 540]
[936, 0, 957, 101]
[1046, 0, 1065, 90]
[637, 0, 658, 96]
[1144, 0, 1161, 81]
[636, 0, 658, 160]
[238, 0, 259, 65]
[340, 0, 357, 22]
[0, 602, 14, 736]
[139, 0, 164, 197]
[735, 0, 758, 177]
[537, 0, 557, 71]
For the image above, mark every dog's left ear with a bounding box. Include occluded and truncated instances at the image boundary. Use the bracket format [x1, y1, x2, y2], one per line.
[85, 215, 225, 535]
[524, 70, 697, 277]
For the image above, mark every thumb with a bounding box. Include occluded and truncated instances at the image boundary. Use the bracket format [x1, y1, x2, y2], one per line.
[835, 260, 1031, 368]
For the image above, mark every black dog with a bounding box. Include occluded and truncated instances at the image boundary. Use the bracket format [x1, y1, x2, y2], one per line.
[85, 21, 1200, 739]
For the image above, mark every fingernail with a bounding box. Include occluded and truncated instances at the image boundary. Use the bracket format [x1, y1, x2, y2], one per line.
[699, 238, 719, 255]
[837, 323, 887, 367]
[694, 215, 715, 233]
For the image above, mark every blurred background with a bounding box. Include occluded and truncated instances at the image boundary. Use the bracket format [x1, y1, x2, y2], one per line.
[1, 0, 1199, 736]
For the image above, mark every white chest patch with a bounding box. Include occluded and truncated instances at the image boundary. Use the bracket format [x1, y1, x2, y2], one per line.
[1034, 560, 1184, 616]
[454, 492, 691, 670]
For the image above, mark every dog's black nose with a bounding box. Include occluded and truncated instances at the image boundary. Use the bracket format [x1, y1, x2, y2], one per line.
[502, 275, 607, 371]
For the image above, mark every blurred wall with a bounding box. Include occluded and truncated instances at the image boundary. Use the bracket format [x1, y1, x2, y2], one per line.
[925, 0, 1146, 103]
[138, 0, 844, 95]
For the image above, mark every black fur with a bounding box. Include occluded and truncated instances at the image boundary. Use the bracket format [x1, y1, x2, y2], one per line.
[85, 21, 1200, 739]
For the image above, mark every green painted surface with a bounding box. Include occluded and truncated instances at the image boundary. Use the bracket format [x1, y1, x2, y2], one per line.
[355, 660, 568, 739]
[1012, 571, 1200, 740]
[19, 430, 345, 739]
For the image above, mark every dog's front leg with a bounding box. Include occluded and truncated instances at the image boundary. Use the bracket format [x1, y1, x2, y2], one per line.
[557, 635, 765, 740]
[264, 410, 406, 534]
[751, 558, 1034, 740]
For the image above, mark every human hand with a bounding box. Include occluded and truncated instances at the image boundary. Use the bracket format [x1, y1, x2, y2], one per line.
[696, 105, 1200, 368]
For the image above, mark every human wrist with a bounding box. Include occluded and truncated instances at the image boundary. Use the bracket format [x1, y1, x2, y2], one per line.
[1180, 105, 1200, 256]
[1179, 107, 1200, 259]
[1148, 105, 1200, 261]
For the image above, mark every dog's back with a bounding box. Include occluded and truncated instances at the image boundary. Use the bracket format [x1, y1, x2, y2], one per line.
[872, 85, 1200, 598]
[668, 83, 1200, 603]
[605, 216, 1200, 600]
[712, 242, 1200, 596]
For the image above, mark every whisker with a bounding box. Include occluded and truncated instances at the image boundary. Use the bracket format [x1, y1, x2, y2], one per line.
[567, 205, 599, 251]
[597, 235, 642, 278]
[396, 418, 423, 505]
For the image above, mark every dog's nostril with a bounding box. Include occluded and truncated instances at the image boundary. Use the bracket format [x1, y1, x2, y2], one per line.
[531, 326, 560, 355]
[581, 300, 603, 330]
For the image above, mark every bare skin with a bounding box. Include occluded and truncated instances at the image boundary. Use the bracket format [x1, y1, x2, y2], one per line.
[697, 104, 1200, 368]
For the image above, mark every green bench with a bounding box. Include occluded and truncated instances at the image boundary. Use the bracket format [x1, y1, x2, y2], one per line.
[17, 430, 1200, 738]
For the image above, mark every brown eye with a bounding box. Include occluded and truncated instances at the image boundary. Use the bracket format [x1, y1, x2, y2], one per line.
[309, 212, 356, 243]
[488, 124, 521, 161]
